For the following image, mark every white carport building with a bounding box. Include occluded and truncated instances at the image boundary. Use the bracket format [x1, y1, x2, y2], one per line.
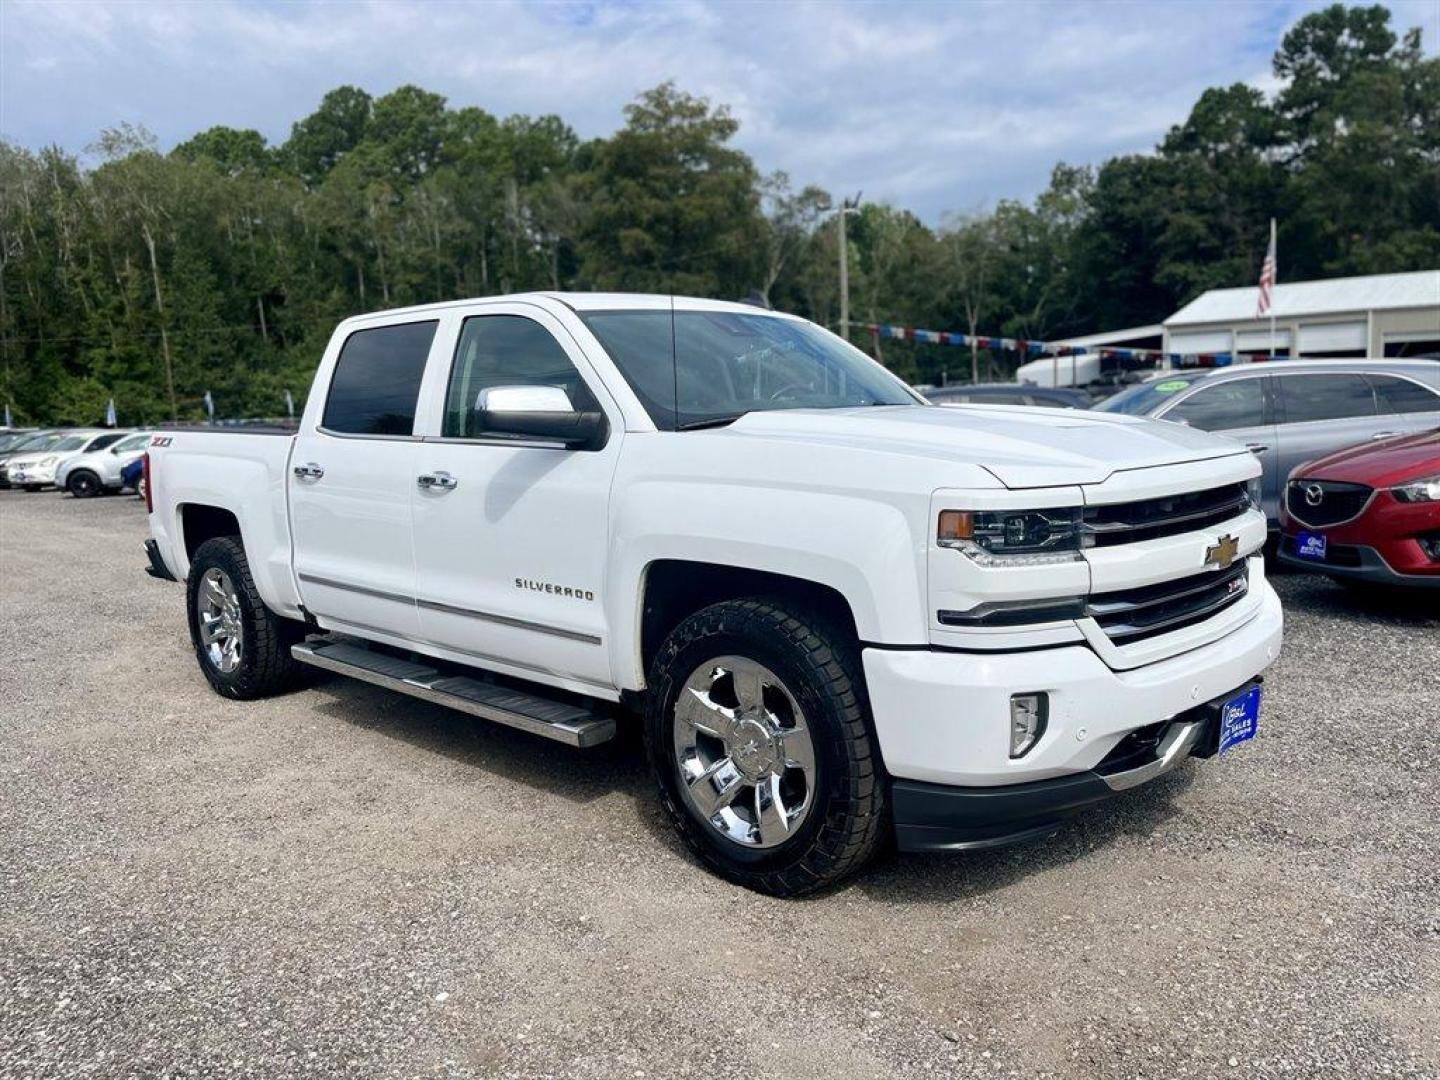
[1163, 270, 1440, 360]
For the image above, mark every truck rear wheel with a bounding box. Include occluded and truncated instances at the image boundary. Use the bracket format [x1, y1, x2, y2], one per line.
[186, 536, 304, 699]
[644, 599, 885, 896]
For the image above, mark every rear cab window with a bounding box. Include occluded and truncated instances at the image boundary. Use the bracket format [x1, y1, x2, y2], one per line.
[322, 321, 439, 436]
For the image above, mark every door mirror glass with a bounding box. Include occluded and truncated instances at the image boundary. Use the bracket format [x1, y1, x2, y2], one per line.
[473, 385, 608, 450]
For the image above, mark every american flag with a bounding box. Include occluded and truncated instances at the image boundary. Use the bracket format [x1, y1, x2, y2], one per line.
[1256, 218, 1276, 317]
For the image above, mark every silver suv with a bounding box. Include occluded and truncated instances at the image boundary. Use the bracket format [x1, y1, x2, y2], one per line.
[1094, 360, 1440, 527]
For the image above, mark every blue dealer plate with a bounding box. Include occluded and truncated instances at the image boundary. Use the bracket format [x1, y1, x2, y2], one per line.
[1295, 531, 1328, 561]
[1219, 685, 1262, 754]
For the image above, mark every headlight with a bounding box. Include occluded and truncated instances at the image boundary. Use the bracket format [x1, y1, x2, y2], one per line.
[38, 456, 57, 468]
[1246, 476, 1263, 509]
[1392, 475, 1440, 503]
[937, 508, 1084, 566]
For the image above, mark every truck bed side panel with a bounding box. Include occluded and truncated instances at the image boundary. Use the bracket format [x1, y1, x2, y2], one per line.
[149, 433, 302, 618]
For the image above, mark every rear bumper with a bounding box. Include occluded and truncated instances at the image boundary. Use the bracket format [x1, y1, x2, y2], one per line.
[893, 680, 1255, 852]
[144, 539, 177, 582]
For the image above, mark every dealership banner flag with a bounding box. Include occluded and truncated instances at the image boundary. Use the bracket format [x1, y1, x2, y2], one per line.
[105, 398, 117, 427]
[204, 390, 215, 422]
[3, 403, 11, 427]
[285, 389, 295, 418]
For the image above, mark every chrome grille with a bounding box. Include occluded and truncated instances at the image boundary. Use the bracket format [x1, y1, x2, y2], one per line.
[1083, 482, 1251, 547]
[1285, 480, 1373, 528]
[1087, 563, 1250, 642]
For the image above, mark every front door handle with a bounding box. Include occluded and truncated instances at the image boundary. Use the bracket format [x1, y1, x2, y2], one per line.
[417, 470, 458, 491]
[293, 462, 325, 481]
[1245, 443, 1268, 454]
[1371, 431, 1399, 441]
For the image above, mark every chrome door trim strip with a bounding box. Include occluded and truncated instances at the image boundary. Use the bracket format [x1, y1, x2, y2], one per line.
[298, 572, 601, 646]
[416, 596, 602, 645]
[298, 572, 415, 607]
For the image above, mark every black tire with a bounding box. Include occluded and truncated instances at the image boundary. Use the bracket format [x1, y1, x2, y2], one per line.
[186, 535, 304, 699]
[67, 470, 102, 498]
[644, 598, 885, 897]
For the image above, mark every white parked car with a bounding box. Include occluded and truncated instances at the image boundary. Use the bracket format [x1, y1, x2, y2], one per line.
[145, 293, 1283, 895]
[5, 429, 128, 491]
[55, 430, 152, 497]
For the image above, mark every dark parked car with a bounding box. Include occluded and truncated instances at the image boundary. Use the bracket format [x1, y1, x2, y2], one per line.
[1094, 360, 1440, 528]
[925, 383, 1091, 409]
[1279, 429, 1439, 589]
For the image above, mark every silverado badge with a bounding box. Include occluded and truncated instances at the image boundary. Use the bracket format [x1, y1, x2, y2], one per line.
[1204, 534, 1240, 570]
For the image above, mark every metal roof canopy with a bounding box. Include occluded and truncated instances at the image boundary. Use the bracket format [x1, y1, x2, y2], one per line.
[1165, 270, 1439, 326]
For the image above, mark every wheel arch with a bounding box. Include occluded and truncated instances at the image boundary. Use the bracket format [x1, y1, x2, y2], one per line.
[635, 560, 861, 689]
[178, 502, 243, 563]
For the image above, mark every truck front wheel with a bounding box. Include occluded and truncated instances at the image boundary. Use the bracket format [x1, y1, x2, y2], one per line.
[185, 536, 304, 699]
[644, 599, 885, 896]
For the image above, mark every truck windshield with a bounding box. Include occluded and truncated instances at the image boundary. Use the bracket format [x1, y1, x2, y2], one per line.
[580, 309, 920, 430]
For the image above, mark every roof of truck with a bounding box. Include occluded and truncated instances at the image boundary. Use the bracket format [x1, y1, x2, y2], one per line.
[339, 292, 794, 326]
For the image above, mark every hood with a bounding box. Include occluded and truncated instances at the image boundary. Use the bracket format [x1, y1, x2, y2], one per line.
[1297, 427, 1440, 487]
[721, 404, 1244, 487]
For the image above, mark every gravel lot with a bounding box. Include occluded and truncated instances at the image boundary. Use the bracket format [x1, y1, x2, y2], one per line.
[1, 489, 1437, 1079]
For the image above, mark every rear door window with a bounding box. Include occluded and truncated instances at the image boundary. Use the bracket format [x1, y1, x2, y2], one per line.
[322, 321, 438, 436]
[1165, 379, 1266, 431]
[1369, 374, 1440, 415]
[1277, 373, 1376, 424]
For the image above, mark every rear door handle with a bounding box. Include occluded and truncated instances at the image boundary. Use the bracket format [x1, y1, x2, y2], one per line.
[417, 470, 458, 491]
[1245, 443, 1268, 454]
[293, 462, 325, 480]
[1371, 431, 1399, 441]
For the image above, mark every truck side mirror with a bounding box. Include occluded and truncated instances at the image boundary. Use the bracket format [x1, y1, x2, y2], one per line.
[473, 385, 608, 451]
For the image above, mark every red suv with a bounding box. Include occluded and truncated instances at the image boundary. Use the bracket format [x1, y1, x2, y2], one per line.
[1279, 429, 1440, 588]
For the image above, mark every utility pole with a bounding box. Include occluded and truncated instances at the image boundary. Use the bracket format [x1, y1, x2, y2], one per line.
[836, 193, 861, 344]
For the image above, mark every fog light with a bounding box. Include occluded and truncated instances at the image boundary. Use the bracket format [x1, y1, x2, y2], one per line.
[1009, 693, 1048, 758]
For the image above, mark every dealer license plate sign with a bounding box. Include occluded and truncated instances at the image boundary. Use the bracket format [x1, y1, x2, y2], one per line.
[1219, 685, 1261, 754]
[1295, 531, 1328, 561]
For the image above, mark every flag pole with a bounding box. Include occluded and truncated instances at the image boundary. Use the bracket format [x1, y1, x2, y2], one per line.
[1268, 218, 1277, 359]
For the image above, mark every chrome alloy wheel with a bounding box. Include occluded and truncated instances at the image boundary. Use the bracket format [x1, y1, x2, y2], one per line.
[672, 656, 817, 849]
[198, 568, 243, 674]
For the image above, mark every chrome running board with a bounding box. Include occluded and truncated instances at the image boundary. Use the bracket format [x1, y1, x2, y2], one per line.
[292, 639, 615, 748]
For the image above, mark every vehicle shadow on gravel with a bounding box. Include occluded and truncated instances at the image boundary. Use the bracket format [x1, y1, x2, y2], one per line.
[1273, 567, 1439, 625]
[299, 668, 1204, 898]
[303, 669, 655, 806]
[853, 767, 1199, 905]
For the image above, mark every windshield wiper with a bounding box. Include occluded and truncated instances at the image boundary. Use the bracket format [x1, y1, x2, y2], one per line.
[677, 412, 749, 431]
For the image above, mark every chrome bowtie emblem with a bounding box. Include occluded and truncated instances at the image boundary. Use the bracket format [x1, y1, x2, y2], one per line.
[1304, 483, 1324, 507]
[1204, 534, 1240, 569]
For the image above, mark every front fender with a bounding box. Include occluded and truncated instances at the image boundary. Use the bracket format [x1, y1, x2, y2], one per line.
[607, 477, 929, 690]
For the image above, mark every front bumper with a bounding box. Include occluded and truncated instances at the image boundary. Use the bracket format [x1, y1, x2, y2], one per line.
[863, 578, 1282, 787]
[8, 466, 56, 487]
[892, 682, 1253, 851]
[1278, 539, 1440, 588]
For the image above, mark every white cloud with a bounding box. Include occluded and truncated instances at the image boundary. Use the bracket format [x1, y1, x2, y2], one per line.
[1, 0, 1435, 222]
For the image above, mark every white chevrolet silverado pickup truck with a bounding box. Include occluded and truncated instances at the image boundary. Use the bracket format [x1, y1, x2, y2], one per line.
[145, 293, 1283, 895]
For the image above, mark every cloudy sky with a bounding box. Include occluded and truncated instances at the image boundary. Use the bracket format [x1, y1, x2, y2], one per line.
[2, 0, 1436, 223]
